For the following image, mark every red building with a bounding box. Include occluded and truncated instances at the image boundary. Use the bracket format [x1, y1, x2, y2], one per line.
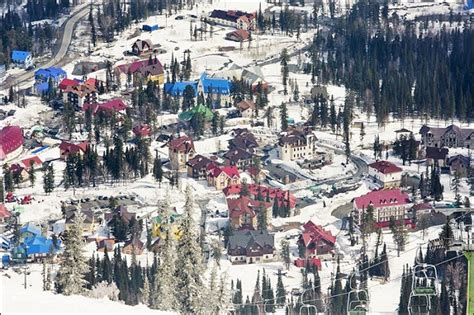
[0, 125, 24, 160]
[83, 99, 127, 116]
[59, 140, 89, 160]
[299, 220, 336, 257]
[223, 183, 297, 210]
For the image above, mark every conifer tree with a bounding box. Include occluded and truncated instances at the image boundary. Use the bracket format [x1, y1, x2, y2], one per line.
[280, 102, 288, 131]
[175, 185, 204, 313]
[276, 270, 286, 306]
[56, 211, 89, 295]
[151, 198, 177, 311]
[280, 48, 289, 95]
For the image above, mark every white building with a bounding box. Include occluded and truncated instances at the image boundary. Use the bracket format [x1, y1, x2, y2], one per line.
[277, 127, 317, 161]
[368, 160, 403, 188]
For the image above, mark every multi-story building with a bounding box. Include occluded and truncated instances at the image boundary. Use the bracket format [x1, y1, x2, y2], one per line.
[420, 124, 474, 149]
[61, 81, 97, 108]
[228, 196, 271, 230]
[227, 230, 275, 264]
[353, 189, 411, 225]
[168, 135, 195, 170]
[368, 160, 403, 188]
[277, 127, 317, 161]
[298, 220, 336, 258]
[208, 10, 256, 30]
[206, 164, 240, 190]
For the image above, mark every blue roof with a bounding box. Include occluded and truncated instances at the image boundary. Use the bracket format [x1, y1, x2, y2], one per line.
[200, 73, 231, 95]
[35, 82, 49, 94]
[164, 81, 198, 97]
[20, 223, 42, 237]
[34, 67, 66, 81]
[14, 236, 60, 256]
[11, 50, 31, 62]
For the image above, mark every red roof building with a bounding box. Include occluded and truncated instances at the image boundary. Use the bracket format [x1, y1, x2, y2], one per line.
[353, 189, 411, 224]
[0, 126, 24, 160]
[368, 160, 403, 188]
[294, 257, 322, 270]
[207, 164, 240, 190]
[0, 203, 11, 223]
[133, 124, 151, 137]
[58, 78, 80, 90]
[228, 196, 271, 230]
[299, 220, 336, 257]
[83, 99, 127, 115]
[168, 135, 195, 170]
[59, 140, 89, 160]
[223, 183, 297, 210]
[20, 156, 43, 170]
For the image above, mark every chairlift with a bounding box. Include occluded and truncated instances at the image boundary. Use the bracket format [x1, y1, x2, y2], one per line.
[408, 293, 430, 315]
[347, 273, 369, 315]
[412, 264, 438, 297]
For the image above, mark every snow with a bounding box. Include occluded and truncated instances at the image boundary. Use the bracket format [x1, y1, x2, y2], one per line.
[1, 263, 173, 314]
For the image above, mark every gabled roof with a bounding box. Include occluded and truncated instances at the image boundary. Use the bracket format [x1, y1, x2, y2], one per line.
[20, 223, 42, 236]
[116, 58, 164, 76]
[58, 78, 80, 90]
[447, 154, 470, 167]
[133, 123, 151, 137]
[223, 147, 253, 163]
[223, 183, 297, 209]
[302, 220, 336, 246]
[200, 73, 231, 94]
[63, 82, 97, 97]
[229, 131, 259, 150]
[168, 135, 194, 153]
[369, 160, 402, 174]
[426, 147, 449, 160]
[187, 154, 213, 169]
[354, 189, 410, 209]
[226, 29, 250, 41]
[164, 81, 198, 97]
[21, 156, 43, 169]
[0, 126, 24, 159]
[132, 39, 153, 51]
[83, 99, 127, 115]
[235, 99, 255, 112]
[228, 230, 274, 250]
[0, 203, 11, 219]
[34, 67, 66, 81]
[59, 140, 89, 155]
[420, 124, 474, 140]
[279, 127, 315, 145]
[178, 104, 214, 122]
[227, 196, 270, 219]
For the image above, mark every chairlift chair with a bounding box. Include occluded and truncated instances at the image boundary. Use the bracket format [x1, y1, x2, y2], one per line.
[411, 264, 438, 297]
[408, 293, 430, 315]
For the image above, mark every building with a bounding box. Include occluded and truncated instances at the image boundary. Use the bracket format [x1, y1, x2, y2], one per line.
[447, 155, 471, 177]
[178, 104, 214, 122]
[368, 160, 403, 188]
[426, 147, 449, 167]
[0, 204, 11, 224]
[12, 235, 60, 261]
[226, 29, 250, 42]
[353, 189, 411, 225]
[207, 164, 240, 190]
[11, 50, 33, 68]
[59, 140, 89, 160]
[0, 125, 24, 160]
[395, 128, 412, 140]
[60, 81, 97, 108]
[298, 220, 336, 257]
[20, 156, 43, 170]
[168, 135, 195, 170]
[115, 57, 164, 87]
[294, 257, 322, 270]
[186, 154, 214, 179]
[83, 99, 127, 116]
[34, 67, 66, 94]
[277, 127, 317, 161]
[217, 64, 268, 92]
[235, 99, 255, 118]
[223, 147, 253, 170]
[122, 239, 144, 255]
[228, 128, 259, 152]
[164, 73, 231, 107]
[223, 183, 297, 212]
[419, 124, 474, 149]
[142, 24, 159, 32]
[228, 196, 272, 230]
[66, 209, 102, 235]
[227, 230, 275, 264]
[208, 9, 256, 30]
[132, 123, 151, 138]
[96, 239, 115, 252]
[131, 39, 153, 56]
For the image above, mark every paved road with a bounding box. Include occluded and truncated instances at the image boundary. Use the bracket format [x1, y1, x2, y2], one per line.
[1, 4, 89, 90]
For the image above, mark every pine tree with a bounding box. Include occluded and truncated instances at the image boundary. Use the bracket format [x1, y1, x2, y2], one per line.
[43, 164, 55, 194]
[280, 102, 288, 131]
[175, 185, 204, 313]
[150, 197, 178, 311]
[216, 273, 230, 314]
[212, 111, 219, 136]
[56, 211, 89, 295]
[152, 153, 163, 185]
[281, 239, 291, 270]
[276, 270, 286, 306]
[281, 48, 289, 95]
[439, 220, 453, 250]
[141, 269, 150, 306]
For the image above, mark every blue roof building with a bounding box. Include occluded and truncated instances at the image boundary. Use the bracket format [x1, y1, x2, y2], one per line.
[142, 24, 159, 32]
[34, 67, 66, 83]
[11, 50, 33, 68]
[12, 235, 61, 259]
[198, 73, 231, 95]
[35, 82, 50, 95]
[20, 222, 42, 239]
[164, 81, 198, 97]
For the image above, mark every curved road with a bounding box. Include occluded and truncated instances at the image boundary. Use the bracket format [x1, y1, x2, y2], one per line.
[1, 4, 89, 90]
